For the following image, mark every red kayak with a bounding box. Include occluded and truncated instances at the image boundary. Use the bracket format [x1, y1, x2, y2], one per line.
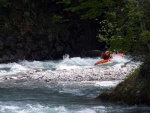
[94, 53, 124, 65]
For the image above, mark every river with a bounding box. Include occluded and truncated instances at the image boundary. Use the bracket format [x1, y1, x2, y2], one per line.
[0, 55, 149, 113]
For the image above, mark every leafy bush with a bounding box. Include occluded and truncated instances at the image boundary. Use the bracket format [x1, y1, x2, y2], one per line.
[140, 55, 150, 77]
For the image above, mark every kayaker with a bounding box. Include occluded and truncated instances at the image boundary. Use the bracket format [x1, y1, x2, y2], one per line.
[101, 51, 112, 60]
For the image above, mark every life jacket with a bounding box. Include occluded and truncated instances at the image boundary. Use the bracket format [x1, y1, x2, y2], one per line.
[101, 51, 111, 59]
[101, 53, 106, 59]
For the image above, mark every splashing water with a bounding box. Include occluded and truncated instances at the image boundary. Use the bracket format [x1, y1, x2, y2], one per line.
[0, 54, 139, 76]
[0, 55, 148, 113]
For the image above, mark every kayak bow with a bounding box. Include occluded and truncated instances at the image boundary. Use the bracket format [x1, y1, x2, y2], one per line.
[94, 53, 124, 65]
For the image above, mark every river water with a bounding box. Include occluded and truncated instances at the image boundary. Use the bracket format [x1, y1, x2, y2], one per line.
[0, 55, 149, 113]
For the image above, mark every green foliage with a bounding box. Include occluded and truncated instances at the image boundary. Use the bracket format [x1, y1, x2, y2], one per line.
[57, 0, 71, 5]
[97, 20, 116, 45]
[109, 35, 123, 51]
[58, 0, 150, 54]
[140, 55, 150, 77]
[51, 15, 63, 23]
[58, 0, 115, 19]
[97, 0, 150, 54]
[1, 0, 150, 55]
[0, 0, 70, 38]
[0, 0, 9, 7]
[44, 14, 69, 38]
[140, 31, 150, 44]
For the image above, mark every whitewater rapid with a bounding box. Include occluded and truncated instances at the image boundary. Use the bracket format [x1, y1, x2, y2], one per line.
[0, 55, 149, 113]
[0, 55, 141, 83]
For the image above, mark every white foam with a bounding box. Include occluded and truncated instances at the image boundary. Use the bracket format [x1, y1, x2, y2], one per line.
[0, 105, 20, 113]
[59, 88, 84, 96]
[0, 54, 140, 77]
[54, 106, 68, 113]
[0, 63, 30, 76]
[10, 63, 28, 72]
[95, 81, 121, 87]
[111, 55, 130, 63]
[19, 60, 45, 70]
[56, 55, 99, 70]
[76, 108, 96, 113]
[56, 64, 82, 70]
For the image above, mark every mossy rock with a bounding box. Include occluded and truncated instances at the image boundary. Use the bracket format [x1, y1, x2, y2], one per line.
[97, 56, 150, 105]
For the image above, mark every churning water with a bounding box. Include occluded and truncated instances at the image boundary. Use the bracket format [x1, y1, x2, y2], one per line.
[0, 55, 149, 113]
